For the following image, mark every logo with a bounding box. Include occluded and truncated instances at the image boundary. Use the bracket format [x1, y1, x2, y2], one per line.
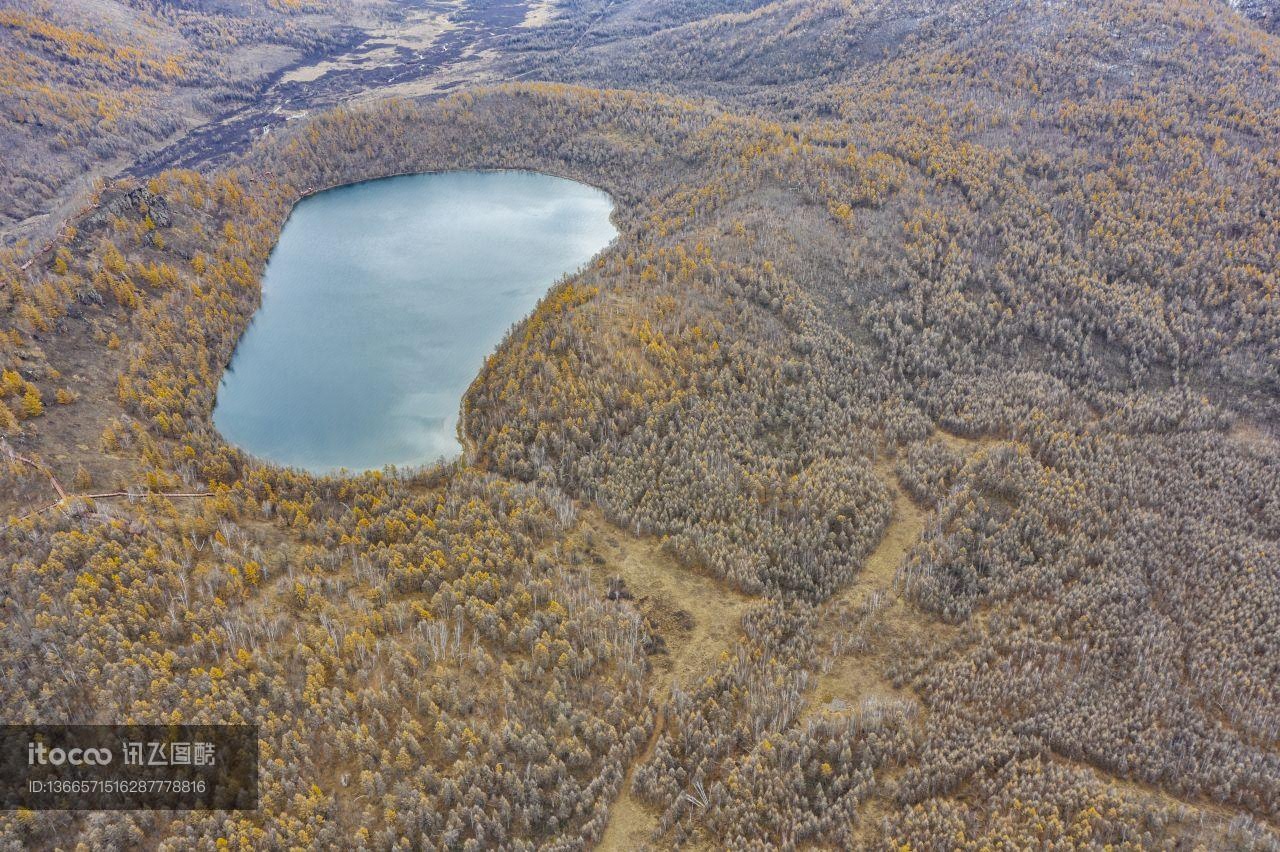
[27, 742, 113, 766]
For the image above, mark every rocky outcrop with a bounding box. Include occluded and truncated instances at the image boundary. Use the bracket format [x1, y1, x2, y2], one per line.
[83, 186, 171, 230]
[1231, 0, 1280, 32]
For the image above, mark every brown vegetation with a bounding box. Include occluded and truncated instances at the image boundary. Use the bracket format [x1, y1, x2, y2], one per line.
[1, 0, 1278, 848]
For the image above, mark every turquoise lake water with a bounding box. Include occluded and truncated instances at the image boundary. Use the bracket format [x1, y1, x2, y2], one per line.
[212, 171, 616, 472]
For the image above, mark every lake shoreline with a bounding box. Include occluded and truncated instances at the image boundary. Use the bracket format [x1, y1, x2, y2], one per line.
[213, 170, 616, 474]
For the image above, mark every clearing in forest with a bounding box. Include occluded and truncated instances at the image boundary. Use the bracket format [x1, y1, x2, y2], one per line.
[811, 433, 994, 715]
[579, 506, 753, 852]
[578, 506, 755, 695]
[590, 433, 994, 849]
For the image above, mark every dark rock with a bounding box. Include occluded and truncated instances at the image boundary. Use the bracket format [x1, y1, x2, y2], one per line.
[84, 186, 172, 230]
[606, 576, 633, 601]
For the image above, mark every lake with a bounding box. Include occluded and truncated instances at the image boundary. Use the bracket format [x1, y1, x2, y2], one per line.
[212, 170, 616, 473]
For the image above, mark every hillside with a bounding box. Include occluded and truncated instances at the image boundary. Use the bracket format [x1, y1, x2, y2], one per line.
[0, 0, 1277, 849]
[0, 0, 554, 253]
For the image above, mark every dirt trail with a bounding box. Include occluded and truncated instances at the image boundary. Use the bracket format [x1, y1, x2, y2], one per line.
[811, 433, 994, 845]
[592, 433, 993, 849]
[596, 711, 667, 852]
[579, 507, 752, 852]
[808, 461, 929, 714]
[810, 433, 1001, 715]
[579, 507, 754, 697]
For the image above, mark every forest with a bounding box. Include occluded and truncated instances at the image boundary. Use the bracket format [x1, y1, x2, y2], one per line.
[0, 0, 1278, 849]
[0, 0, 410, 249]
